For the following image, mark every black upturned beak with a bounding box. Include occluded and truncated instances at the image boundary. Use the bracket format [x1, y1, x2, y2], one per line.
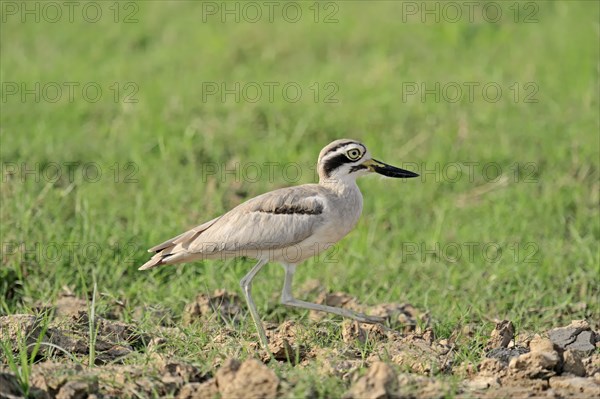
[364, 159, 419, 178]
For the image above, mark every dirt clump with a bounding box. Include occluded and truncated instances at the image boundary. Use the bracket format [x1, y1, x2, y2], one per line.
[307, 300, 450, 376]
[344, 361, 397, 399]
[55, 378, 98, 399]
[3, 291, 599, 398]
[29, 361, 84, 398]
[266, 335, 295, 362]
[338, 322, 453, 375]
[343, 361, 454, 399]
[0, 309, 148, 366]
[177, 379, 219, 399]
[183, 289, 244, 326]
[508, 335, 560, 379]
[251, 321, 309, 363]
[309, 290, 428, 334]
[485, 320, 529, 366]
[478, 358, 506, 377]
[548, 319, 597, 355]
[369, 302, 430, 333]
[386, 329, 453, 374]
[133, 304, 175, 327]
[486, 347, 529, 365]
[463, 321, 600, 398]
[215, 358, 279, 399]
[0, 371, 23, 397]
[562, 349, 586, 377]
[397, 372, 452, 398]
[33, 290, 120, 320]
[52, 311, 148, 364]
[24, 359, 209, 398]
[311, 346, 364, 381]
[52, 293, 88, 318]
[0, 314, 45, 356]
[310, 291, 361, 322]
[582, 352, 600, 376]
[342, 320, 371, 344]
[549, 376, 600, 396]
[485, 320, 515, 349]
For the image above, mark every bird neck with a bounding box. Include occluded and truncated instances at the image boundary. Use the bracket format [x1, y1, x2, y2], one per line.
[318, 175, 360, 194]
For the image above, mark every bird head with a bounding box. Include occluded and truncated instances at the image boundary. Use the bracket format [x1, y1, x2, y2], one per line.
[317, 139, 419, 184]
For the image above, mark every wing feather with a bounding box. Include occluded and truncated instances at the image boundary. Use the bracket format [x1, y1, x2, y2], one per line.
[188, 186, 326, 253]
[147, 216, 222, 253]
[139, 185, 328, 270]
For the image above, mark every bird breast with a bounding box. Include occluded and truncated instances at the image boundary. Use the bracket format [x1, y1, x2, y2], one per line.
[321, 183, 364, 242]
[283, 184, 363, 264]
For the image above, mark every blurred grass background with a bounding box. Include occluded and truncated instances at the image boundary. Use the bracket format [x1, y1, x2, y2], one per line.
[1, 0, 598, 340]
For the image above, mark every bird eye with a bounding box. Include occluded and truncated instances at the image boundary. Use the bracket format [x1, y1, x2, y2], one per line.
[346, 149, 362, 160]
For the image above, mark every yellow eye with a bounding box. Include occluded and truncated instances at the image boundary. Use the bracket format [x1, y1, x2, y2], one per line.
[346, 149, 362, 160]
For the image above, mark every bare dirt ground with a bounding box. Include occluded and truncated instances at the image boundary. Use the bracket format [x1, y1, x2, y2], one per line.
[1, 289, 598, 399]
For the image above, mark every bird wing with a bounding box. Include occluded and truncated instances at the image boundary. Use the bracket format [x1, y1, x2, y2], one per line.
[147, 216, 222, 253]
[187, 185, 326, 253]
[139, 185, 328, 269]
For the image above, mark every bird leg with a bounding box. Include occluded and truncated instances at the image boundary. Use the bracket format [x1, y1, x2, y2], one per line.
[280, 264, 385, 325]
[240, 259, 269, 349]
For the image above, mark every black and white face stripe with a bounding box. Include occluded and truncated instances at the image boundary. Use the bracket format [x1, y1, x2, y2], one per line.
[318, 140, 369, 179]
[324, 140, 360, 155]
[316, 139, 420, 182]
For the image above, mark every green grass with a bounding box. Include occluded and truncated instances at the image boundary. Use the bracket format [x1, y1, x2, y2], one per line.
[0, 313, 50, 397]
[1, 1, 599, 396]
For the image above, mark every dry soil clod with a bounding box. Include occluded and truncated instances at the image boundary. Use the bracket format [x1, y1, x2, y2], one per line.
[2, 292, 599, 398]
[215, 358, 279, 399]
[486, 320, 515, 349]
[548, 319, 597, 356]
[344, 361, 397, 399]
[183, 289, 244, 326]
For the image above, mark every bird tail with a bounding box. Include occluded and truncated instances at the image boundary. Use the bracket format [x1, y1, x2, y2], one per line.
[138, 254, 167, 270]
[138, 216, 222, 271]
